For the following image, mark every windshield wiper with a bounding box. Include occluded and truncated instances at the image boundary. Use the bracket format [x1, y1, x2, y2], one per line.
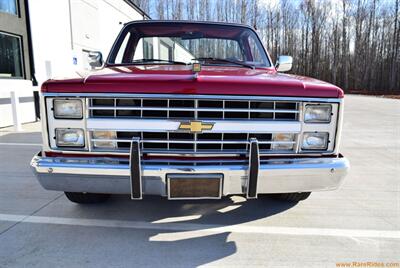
[130, 59, 188, 65]
[194, 57, 255, 69]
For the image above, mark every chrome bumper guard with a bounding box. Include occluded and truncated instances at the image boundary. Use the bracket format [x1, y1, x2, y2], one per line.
[31, 140, 350, 198]
[131, 137, 262, 200]
[130, 137, 142, 200]
[247, 138, 259, 199]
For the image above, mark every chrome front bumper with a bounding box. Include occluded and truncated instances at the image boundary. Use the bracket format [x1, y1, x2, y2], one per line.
[31, 152, 350, 198]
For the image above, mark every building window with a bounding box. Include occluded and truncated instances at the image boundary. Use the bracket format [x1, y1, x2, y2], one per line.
[0, 0, 18, 15]
[143, 38, 153, 59]
[0, 32, 23, 78]
[159, 39, 173, 61]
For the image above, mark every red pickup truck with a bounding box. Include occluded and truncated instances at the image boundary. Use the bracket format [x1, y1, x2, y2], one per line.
[31, 21, 349, 204]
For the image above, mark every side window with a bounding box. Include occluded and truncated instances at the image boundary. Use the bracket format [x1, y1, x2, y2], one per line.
[0, 32, 23, 78]
[132, 37, 157, 60]
[115, 32, 131, 63]
[133, 39, 143, 60]
[247, 35, 263, 64]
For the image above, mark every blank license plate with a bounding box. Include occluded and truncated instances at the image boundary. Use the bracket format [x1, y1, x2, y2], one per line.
[167, 174, 223, 200]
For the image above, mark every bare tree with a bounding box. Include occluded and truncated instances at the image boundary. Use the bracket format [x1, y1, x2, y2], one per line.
[133, 0, 400, 92]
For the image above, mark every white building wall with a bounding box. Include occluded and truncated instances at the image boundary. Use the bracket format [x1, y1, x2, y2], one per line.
[97, 0, 144, 57]
[30, 0, 145, 82]
[29, 0, 75, 84]
[0, 0, 145, 128]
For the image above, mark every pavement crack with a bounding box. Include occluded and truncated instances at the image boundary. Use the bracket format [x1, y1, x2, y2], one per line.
[0, 193, 64, 237]
[27, 193, 64, 216]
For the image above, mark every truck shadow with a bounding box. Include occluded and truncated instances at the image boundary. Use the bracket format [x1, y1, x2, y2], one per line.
[71, 195, 297, 267]
[1, 130, 298, 265]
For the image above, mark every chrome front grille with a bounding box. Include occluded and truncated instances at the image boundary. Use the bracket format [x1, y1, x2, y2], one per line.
[87, 96, 301, 155]
[88, 97, 300, 121]
[90, 131, 297, 155]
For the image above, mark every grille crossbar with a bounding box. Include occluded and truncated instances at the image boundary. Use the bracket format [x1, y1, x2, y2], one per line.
[89, 98, 300, 121]
[90, 131, 296, 155]
[91, 138, 295, 144]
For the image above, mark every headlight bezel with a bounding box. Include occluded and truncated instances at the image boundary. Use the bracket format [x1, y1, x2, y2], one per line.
[53, 99, 83, 119]
[301, 132, 329, 151]
[304, 104, 332, 123]
[55, 128, 85, 148]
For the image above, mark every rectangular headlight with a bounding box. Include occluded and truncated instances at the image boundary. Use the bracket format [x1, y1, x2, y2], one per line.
[302, 132, 329, 150]
[92, 131, 117, 149]
[271, 133, 295, 150]
[304, 104, 332, 123]
[56, 128, 85, 147]
[53, 99, 83, 119]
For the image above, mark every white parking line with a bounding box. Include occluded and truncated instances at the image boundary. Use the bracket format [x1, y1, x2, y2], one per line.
[0, 213, 399, 239]
[0, 142, 41, 146]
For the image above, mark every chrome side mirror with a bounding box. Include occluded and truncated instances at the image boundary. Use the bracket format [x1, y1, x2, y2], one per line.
[275, 55, 292, 72]
[88, 51, 103, 68]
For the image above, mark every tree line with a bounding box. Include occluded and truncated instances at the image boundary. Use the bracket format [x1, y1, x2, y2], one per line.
[133, 0, 400, 93]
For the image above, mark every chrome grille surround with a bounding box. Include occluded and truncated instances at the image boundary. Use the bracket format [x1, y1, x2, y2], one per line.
[43, 93, 342, 157]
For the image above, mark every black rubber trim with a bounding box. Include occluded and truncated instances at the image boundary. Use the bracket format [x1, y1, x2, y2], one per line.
[247, 138, 259, 199]
[130, 137, 142, 199]
[33, 91, 40, 119]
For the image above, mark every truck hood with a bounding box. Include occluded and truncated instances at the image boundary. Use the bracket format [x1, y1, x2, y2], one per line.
[42, 65, 344, 98]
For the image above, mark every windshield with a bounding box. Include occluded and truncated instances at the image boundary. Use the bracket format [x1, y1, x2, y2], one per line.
[108, 22, 270, 68]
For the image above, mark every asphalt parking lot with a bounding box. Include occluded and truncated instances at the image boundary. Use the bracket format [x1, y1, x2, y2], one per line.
[0, 94, 399, 267]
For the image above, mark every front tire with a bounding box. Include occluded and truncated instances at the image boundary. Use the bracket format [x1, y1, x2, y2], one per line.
[64, 192, 110, 204]
[271, 192, 311, 202]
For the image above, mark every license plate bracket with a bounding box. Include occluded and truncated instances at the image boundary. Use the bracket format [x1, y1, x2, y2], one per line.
[167, 174, 223, 200]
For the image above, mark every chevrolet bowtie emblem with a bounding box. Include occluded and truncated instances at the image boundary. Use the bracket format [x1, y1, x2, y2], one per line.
[178, 121, 214, 133]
